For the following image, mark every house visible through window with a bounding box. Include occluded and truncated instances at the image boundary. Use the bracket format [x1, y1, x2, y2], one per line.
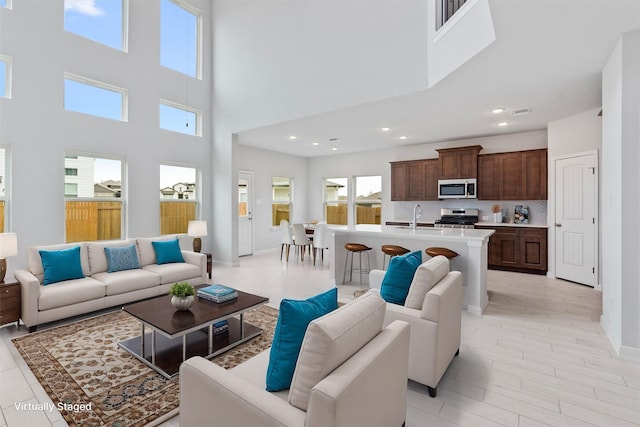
[161, 0, 201, 78]
[64, 74, 127, 121]
[0, 147, 7, 232]
[0, 55, 10, 99]
[272, 177, 291, 226]
[65, 154, 123, 243]
[64, 0, 126, 51]
[324, 177, 348, 225]
[159, 100, 200, 136]
[65, 168, 78, 176]
[355, 176, 382, 225]
[160, 164, 197, 234]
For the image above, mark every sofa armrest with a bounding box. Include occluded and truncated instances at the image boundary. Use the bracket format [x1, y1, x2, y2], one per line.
[180, 357, 305, 427]
[181, 251, 207, 281]
[14, 269, 40, 328]
[368, 269, 385, 290]
[421, 271, 463, 322]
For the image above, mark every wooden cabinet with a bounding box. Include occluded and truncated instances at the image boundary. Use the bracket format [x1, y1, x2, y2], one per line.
[477, 149, 547, 200]
[0, 282, 21, 327]
[390, 159, 438, 201]
[476, 226, 547, 273]
[436, 145, 482, 179]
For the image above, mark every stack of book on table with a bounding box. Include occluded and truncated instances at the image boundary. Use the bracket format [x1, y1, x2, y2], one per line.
[213, 320, 229, 335]
[197, 284, 238, 303]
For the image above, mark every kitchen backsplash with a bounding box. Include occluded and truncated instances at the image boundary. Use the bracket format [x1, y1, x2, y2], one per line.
[393, 200, 548, 225]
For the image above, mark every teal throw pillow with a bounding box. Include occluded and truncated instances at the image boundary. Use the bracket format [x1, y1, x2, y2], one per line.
[105, 245, 140, 273]
[151, 239, 185, 264]
[380, 250, 422, 305]
[39, 246, 85, 285]
[265, 287, 338, 392]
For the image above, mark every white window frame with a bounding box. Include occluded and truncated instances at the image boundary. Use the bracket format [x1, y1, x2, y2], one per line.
[159, 99, 202, 137]
[64, 72, 128, 121]
[64, 151, 126, 241]
[354, 175, 382, 225]
[159, 163, 201, 235]
[0, 0, 13, 9]
[272, 176, 292, 227]
[0, 145, 11, 232]
[323, 177, 349, 225]
[63, 0, 129, 52]
[161, 0, 203, 80]
[0, 54, 12, 99]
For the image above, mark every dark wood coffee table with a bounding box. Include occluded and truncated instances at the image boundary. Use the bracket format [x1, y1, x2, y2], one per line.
[118, 285, 268, 378]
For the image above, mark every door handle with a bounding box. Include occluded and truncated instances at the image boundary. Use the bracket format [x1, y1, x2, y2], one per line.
[555, 223, 562, 227]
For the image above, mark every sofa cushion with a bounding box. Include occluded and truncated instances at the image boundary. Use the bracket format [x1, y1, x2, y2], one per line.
[230, 350, 289, 402]
[39, 246, 85, 285]
[265, 288, 338, 392]
[142, 263, 201, 284]
[87, 240, 135, 275]
[104, 244, 140, 273]
[92, 269, 160, 296]
[152, 239, 185, 264]
[404, 255, 450, 309]
[380, 250, 422, 305]
[39, 277, 106, 311]
[136, 235, 178, 266]
[288, 290, 386, 411]
[29, 243, 90, 284]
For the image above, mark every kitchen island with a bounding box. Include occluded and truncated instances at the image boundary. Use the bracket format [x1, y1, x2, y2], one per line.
[330, 225, 495, 314]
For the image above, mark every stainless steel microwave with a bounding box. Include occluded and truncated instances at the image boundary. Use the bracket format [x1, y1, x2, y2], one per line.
[438, 178, 477, 199]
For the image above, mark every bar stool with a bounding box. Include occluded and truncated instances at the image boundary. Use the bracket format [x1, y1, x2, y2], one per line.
[381, 245, 410, 270]
[425, 247, 459, 259]
[343, 243, 372, 286]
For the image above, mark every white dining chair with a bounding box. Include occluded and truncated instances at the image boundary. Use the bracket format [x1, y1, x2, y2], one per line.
[292, 223, 312, 261]
[312, 223, 330, 266]
[280, 220, 293, 262]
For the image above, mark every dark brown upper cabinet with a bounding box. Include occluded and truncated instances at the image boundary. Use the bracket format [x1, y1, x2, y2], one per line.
[436, 145, 483, 179]
[390, 159, 438, 201]
[478, 148, 547, 200]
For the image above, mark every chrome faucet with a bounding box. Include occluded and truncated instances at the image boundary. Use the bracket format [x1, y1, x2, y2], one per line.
[411, 204, 422, 230]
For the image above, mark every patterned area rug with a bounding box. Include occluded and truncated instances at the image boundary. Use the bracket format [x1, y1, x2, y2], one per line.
[12, 305, 278, 427]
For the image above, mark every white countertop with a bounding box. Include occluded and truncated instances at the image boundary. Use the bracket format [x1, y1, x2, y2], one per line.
[331, 224, 494, 242]
[474, 222, 549, 228]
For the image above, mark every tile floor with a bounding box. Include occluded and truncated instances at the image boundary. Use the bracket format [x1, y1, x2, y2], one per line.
[1, 249, 639, 427]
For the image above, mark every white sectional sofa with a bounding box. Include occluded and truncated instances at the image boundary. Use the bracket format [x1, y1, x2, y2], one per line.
[15, 236, 207, 332]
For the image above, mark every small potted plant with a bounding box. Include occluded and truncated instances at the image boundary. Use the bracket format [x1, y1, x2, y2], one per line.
[169, 282, 196, 311]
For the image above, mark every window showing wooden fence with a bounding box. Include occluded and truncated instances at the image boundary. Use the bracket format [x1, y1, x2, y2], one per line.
[272, 203, 290, 226]
[160, 201, 196, 235]
[326, 204, 347, 225]
[239, 202, 247, 217]
[0, 200, 4, 233]
[356, 205, 381, 224]
[65, 200, 121, 243]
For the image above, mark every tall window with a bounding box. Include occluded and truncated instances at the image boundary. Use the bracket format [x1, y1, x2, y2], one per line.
[64, 0, 126, 51]
[65, 154, 123, 242]
[324, 177, 348, 225]
[159, 100, 201, 136]
[161, 0, 201, 78]
[64, 74, 127, 121]
[0, 55, 11, 99]
[355, 176, 382, 225]
[272, 177, 291, 226]
[160, 164, 197, 234]
[0, 0, 11, 9]
[0, 147, 8, 232]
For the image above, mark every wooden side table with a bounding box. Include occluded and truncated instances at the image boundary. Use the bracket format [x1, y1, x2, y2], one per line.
[204, 253, 212, 279]
[0, 281, 21, 328]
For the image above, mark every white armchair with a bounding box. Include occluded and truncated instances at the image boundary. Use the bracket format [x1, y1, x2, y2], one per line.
[369, 255, 463, 397]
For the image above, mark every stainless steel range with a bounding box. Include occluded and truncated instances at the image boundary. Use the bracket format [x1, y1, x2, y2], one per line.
[434, 208, 479, 229]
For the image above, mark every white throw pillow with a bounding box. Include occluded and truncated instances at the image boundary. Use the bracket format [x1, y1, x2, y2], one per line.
[288, 291, 386, 411]
[404, 255, 450, 309]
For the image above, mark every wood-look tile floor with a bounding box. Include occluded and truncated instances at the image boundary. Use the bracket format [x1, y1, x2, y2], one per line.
[1, 250, 638, 427]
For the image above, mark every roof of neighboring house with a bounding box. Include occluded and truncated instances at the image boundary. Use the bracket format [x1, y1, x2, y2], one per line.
[94, 183, 119, 196]
[357, 191, 382, 201]
[100, 180, 121, 189]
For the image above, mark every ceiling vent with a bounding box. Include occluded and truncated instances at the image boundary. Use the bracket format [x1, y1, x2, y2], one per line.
[329, 138, 340, 143]
[511, 108, 532, 116]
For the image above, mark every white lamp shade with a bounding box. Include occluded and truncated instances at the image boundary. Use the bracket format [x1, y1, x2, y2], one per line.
[187, 220, 207, 237]
[0, 233, 18, 258]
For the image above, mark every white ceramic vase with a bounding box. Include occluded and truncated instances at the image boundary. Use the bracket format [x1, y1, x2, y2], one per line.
[171, 295, 195, 311]
[493, 212, 503, 223]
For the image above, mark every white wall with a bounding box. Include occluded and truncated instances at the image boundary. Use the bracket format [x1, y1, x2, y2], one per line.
[0, 1, 213, 278]
[601, 30, 640, 358]
[547, 108, 602, 279]
[237, 146, 309, 253]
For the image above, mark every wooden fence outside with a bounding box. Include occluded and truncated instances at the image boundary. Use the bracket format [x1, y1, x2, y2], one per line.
[239, 202, 247, 217]
[160, 201, 196, 235]
[66, 201, 122, 243]
[272, 203, 290, 226]
[0, 200, 4, 233]
[326, 205, 381, 225]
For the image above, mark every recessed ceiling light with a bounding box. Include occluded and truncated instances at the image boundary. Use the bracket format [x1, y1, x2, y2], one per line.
[498, 121, 509, 127]
[289, 135, 297, 140]
[492, 108, 505, 114]
[312, 142, 319, 146]
[331, 147, 338, 151]
[399, 136, 408, 140]
[381, 127, 391, 132]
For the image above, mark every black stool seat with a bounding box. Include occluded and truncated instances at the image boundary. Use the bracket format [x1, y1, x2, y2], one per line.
[425, 247, 459, 259]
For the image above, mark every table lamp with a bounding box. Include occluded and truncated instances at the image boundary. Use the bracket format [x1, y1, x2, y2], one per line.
[0, 232, 18, 283]
[187, 221, 207, 253]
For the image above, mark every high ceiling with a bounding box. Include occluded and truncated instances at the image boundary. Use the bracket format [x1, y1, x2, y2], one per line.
[235, 0, 640, 158]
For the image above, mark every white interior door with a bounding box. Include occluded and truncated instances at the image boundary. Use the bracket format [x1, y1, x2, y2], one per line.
[555, 153, 597, 286]
[239, 171, 253, 256]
